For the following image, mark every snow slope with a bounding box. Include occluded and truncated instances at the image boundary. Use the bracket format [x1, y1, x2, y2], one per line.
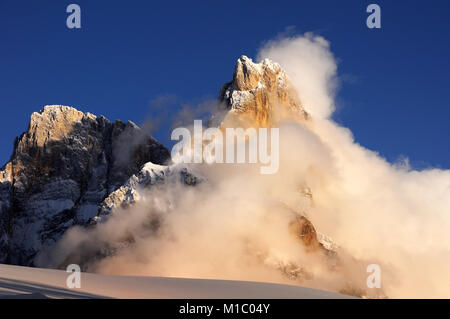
[0, 264, 351, 299]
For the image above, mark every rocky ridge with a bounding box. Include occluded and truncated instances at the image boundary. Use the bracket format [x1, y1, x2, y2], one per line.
[217, 55, 308, 127]
[0, 105, 170, 265]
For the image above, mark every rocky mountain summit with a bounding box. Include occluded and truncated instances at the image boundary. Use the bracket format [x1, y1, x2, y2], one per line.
[0, 105, 170, 265]
[218, 55, 308, 127]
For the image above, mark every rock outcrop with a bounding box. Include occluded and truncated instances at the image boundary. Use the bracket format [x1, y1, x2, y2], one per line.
[217, 57, 333, 253]
[95, 162, 202, 221]
[218, 56, 308, 127]
[0, 105, 170, 265]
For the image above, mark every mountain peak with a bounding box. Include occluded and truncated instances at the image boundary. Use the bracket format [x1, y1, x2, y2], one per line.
[40, 104, 85, 115]
[219, 56, 308, 127]
[31, 105, 98, 127]
[28, 105, 96, 148]
[0, 106, 170, 265]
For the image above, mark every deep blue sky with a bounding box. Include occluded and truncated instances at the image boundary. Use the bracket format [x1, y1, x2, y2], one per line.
[0, 0, 449, 169]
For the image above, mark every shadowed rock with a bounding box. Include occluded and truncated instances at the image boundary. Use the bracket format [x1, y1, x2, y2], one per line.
[0, 105, 170, 265]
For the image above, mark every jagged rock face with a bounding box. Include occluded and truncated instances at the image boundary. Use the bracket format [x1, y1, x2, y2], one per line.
[289, 216, 321, 250]
[0, 105, 170, 265]
[218, 56, 308, 127]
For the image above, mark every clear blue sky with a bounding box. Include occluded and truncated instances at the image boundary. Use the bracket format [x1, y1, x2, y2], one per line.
[0, 0, 449, 169]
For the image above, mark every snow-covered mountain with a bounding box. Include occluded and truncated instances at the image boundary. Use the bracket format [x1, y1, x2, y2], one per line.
[0, 105, 170, 265]
[213, 55, 308, 128]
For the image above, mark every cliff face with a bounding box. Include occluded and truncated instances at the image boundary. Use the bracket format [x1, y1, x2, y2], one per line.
[0, 105, 170, 265]
[218, 56, 308, 127]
